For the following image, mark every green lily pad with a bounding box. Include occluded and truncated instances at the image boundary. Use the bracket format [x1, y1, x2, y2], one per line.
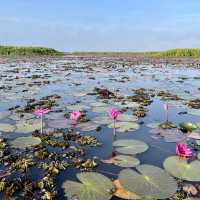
[163, 156, 200, 181]
[90, 102, 108, 107]
[179, 122, 198, 132]
[108, 122, 140, 132]
[113, 139, 148, 155]
[76, 122, 99, 131]
[92, 106, 110, 113]
[146, 122, 160, 129]
[15, 120, 41, 133]
[0, 123, 16, 132]
[187, 132, 200, 140]
[112, 155, 140, 167]
[118, 114, 138, 122]
[92, 116, 112, 125]
[48, 119, 71, 129]
[119, 165, 177, 199]
[67, 104, 90, 111]
[0, 111, 10, 120]
[62, 172, 114, 200]
[10, 136, 41, 149]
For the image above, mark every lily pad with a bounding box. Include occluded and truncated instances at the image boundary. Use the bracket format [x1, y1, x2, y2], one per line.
[10, 136, 41, 149]
[0, 123, 16, 132]
[15, 120, 41, 133]
[163, 156, 200, 181]
[92, 116, 112, 125]
[187, 132, 200, 140]
[48, 119, 71, 129]
[146, 122, 160, 129]
[113, 139, 148, 155]
[92, 106, 110, 113]
[62, 172, 114, 200]
[90, 102, 108, 107]
[0, 111, 10, 120]
[112, 155, 140, 167]
[113, 179, 141, 200]
[67, 104, 90, 111]
[108, 122, 140, 132]
[76, 122, 99, 131]
[119, 165, 177, 199]
[118, 114, 138, 122]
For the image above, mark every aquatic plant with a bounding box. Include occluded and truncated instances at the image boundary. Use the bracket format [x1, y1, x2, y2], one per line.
[33, 108, 50, 133]
[176, 143, 192, 157]
[119, 165, 177, 199]
[62, 172, 114, 200]
[163, 156, 200, 181]
[69, 111, 81, 125]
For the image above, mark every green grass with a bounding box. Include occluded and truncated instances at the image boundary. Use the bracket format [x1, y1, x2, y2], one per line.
[145, 48, 200, 57]
[0, 46, 61, 56]
[73, 49, 200, 57]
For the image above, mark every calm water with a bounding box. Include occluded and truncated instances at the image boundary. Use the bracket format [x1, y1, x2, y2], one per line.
[0, 56, 200, 199]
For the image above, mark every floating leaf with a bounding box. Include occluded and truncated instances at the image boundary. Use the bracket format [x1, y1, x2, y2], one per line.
[90, 102, 108, 107]
[48, 119, 71, 129]
[92, 106, 110, 113]
[76, 122, 99, 131]
[0, 111, 10, 120]
[113, 179, 141, 200]
[15, 120, 41, 133]
[10, 136, 41, 149]
[118, 114, 138, 122]
[146, 122, 160, 129]
[150, 128, 186, 143]
[113, 139, 148, 155]
[67, 104, 90, 111]
[112, 155, 140, 167]
[108, 122, 140, 132]
[92, 116, 112, 125]
[0, 123, 15, 132]
[62, 172, 114, 200]
[163, 156, 200, 181]
[187, 132, 200, 140]
[119, 165, 177, 199]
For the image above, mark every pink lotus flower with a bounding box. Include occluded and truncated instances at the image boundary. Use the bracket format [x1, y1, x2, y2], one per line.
[33, 108, 50, 117]
[33, 108, 50, 134]
[70, 111, 81, 121]
[176, 143, 192, 157]
[163, 103, 168, 111]
[108, 108, 119, 121]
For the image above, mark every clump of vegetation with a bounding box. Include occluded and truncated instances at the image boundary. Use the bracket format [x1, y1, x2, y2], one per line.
[0, 46, 61, 56]
[145, 48, 200, 57]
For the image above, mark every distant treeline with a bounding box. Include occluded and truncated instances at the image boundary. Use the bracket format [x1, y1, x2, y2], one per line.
[73, 49, 200, 57]
[0, 46, 61, 56]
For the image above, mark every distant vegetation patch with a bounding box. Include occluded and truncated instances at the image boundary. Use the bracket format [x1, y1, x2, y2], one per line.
[73, 49, 200, 57]
[145, 48, 200, 57]
[0, 46, 61, 56]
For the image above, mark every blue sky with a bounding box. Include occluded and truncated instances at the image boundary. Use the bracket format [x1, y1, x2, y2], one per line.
[0, 0, 200, 51]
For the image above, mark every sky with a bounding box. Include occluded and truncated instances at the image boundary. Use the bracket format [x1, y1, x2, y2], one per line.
[0, 0, 200, 52]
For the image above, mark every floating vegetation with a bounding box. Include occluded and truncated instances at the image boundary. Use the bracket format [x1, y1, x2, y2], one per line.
[0, 56, 200, 199]
[163, 156, 200, 181]
[10, 136, 41, 149]
[113, 139, 148, 155]
[119, 166, 177, 199]
[62, 172, 114, 200]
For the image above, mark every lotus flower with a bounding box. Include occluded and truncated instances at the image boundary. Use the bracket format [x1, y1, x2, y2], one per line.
[33, 108, 50, 117]
[176, 143, 192, 157]
[108, 108, 119, 121]
[70, 111, 81, 121]
[33, 108, 50, 134]
[163, 103, 168, 111]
